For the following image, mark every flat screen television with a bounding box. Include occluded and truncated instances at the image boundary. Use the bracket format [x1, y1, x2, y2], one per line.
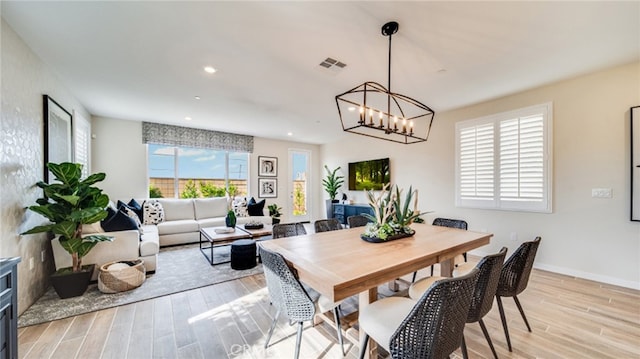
[348, 158, 391, 190]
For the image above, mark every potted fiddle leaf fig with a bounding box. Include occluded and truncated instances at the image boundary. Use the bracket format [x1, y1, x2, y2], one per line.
[21, 162, 113, 298]
[322, 165, 344, 219]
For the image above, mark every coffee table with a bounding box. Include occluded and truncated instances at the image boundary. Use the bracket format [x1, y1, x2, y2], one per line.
[199, 224, 272, 265]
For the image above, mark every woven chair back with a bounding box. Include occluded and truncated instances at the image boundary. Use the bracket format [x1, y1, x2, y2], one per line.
[272, 222, 307, 239]
[467, 247, 508, 323]
[314, 218, 342, 233]
[497, 237, 541, 297]
[347, 215, 369, 228]
[259, 246, 315, 322]
[432, 218, 468, 230]
[389, 268, 480, 359]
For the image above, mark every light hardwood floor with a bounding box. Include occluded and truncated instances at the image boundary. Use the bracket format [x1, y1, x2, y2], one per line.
[18, 265, 640, 359]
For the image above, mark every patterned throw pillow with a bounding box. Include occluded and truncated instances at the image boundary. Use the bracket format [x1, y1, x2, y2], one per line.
[121, 205, 144, 233]
[143, 200, 165, 225]
[233, 197, 249, 217]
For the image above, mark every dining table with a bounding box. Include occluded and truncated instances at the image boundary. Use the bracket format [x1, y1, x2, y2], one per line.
[259, 223, 493, 358]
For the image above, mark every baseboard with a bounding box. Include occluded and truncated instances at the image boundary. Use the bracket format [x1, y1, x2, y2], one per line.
[469, 249, 640, 291]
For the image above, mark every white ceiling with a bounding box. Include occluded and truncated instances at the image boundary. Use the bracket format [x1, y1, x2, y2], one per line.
[2, 1, 639, 144]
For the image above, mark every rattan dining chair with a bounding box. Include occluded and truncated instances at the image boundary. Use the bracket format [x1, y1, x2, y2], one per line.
[259, 246, 345, 358]
[314, 218, 343, 233]
[272, 222, 307, 239]
[496, 236, 541, 352]
[411, 217, 469, 283]
[358, 268, 479, 359]
[408, 248, 508, 359]
[347, 215, 369, 228]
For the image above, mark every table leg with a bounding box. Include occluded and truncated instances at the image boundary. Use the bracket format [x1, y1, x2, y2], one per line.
[359, 287, 378, 359]
[440, 257, 455, 277]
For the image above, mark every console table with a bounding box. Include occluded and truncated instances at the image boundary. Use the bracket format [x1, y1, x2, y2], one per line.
[332, 203, 374, 225]
[1, 257, 20, 359]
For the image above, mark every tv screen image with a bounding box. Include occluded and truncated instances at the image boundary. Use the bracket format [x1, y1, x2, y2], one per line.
[348, 158, 390, 190]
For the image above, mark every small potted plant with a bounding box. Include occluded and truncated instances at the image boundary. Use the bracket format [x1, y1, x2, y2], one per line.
[322, 165, 344, 219]
[21, 162, 113, 298]
[268, 203, 282, 224]
[361, 183, 427, 242]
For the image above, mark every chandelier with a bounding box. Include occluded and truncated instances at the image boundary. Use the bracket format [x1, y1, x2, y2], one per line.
[335, 21, 435, 144]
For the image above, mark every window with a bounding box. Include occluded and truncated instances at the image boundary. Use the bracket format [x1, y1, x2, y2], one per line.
[147, 144, 248, 198]
[455, 102, 552, 212]
[73, 111, 91, 179]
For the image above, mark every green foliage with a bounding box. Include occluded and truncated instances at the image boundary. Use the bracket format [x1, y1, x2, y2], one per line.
[199, 181, 225, 197]
[181, 180, 199, 198]
[293, 186, 306, 215]
[21, 162, 113, 272]
[322, 165, 344, 200]
[149, 184, 163, 198]
[362, 183, 429, 240]
[267, 203, 282, 218]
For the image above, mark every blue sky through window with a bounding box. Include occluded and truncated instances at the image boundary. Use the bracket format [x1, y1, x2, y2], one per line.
[148, 144, 247, 179]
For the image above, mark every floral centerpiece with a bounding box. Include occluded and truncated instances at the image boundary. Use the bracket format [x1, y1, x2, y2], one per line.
[361, 183, 426, 242]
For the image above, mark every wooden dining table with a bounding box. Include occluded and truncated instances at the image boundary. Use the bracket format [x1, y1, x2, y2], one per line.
[259, 223, 492, 358]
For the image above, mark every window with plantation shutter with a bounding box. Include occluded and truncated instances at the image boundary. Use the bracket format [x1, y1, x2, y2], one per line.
[73, 111, 91, 179]
[456, 103, 552, 212]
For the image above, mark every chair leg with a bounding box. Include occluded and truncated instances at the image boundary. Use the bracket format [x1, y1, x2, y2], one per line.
[264, 309, 280, 348]
[513, 295, 532, 332]
[496, 296, 512, 352]
[479, 319, 499, 359]
[430, 264, 434, 276]
[461, 334, 469, 359]
[358, 333, 370, 359]
[333, 307, 345, 356]
[412, 271, 417, 283]
[294, 321, 304, 359]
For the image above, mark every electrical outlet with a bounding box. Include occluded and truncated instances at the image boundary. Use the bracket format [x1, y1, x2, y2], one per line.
[29, 257, 34, 270]
[592, 188, 612, 198]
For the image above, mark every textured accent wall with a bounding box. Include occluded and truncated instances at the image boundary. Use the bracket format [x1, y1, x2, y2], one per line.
[1, 19, 92, 314]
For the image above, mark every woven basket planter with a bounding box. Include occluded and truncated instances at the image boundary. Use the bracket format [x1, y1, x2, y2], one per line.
[98, 259, 146, 294]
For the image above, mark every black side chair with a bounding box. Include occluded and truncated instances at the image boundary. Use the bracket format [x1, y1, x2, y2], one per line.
[496, 236, 542, 352]
[259, 246, 344, 358]
[358, 268, 480, 359]
[412, 217, 468, 283]
[272, 222, 307, 239]
[314, 218, 342, 233]
[347, 215, 369, 228]
[408, 247, 508, 359]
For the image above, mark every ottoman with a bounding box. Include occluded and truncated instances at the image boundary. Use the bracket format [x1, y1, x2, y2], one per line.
[230, 239, 257, 270]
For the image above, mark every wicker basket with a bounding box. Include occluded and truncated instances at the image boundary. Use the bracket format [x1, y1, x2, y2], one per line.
[98, 259, 146, 294]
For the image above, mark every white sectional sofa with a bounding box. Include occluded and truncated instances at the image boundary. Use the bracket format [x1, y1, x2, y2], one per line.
[51, 197, 272, 280]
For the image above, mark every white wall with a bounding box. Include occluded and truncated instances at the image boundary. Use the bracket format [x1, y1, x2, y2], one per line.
[0, 19, 93, 313]
[91, 119, 322, 222]
[321, 61, 640, 289]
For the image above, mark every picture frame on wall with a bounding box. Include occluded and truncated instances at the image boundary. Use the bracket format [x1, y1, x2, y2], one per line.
[631, 106, 640, 221]
[258, 178, 277, 198]
[43, 95, 73, 183]
[258, 156, 277, 177]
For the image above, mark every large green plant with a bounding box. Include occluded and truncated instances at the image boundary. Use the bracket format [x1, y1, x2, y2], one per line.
[363, 183, 427, 240]
[322, 165, 344, 200]
[21, 162, 113, 272]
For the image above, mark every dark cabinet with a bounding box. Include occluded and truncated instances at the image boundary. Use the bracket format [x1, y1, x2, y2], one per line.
[1, 257, 20, 359]
[332, 204, 374, 225]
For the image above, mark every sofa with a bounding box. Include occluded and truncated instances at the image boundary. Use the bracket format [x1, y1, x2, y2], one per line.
[51, 197, 272, 280]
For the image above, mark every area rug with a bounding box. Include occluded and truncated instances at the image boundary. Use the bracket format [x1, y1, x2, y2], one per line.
[18, 243, 262, 327]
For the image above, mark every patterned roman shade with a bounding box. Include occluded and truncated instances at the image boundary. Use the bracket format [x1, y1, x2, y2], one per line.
[142, 122, 254, 153]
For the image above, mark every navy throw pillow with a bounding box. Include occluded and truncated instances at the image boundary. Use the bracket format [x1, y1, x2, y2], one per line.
[127, 199, 144, 221]
[247, 197, 265, 216]
[101, 208, 138, 232]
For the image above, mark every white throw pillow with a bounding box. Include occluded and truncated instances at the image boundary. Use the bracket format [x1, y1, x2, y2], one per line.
[233, 197, 248, 217]
[143, 200, 165, 225]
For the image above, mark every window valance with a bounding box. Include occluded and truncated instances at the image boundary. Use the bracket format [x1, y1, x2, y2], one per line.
[142, 122, 253, 153]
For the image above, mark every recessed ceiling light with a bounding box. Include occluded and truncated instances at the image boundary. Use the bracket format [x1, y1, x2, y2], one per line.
[204, 66, 216, 74]
[194, 96, 201, 100]
[185, 117, 192, 121]
[287, 132, 293, 136]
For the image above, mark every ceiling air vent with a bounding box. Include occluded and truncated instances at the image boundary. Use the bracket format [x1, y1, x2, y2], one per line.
[318, 57, 346, 75]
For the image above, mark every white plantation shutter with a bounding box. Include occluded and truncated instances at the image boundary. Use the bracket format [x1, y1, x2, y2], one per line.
[73, 111, 91, 179]
[456, 103, 552, 212]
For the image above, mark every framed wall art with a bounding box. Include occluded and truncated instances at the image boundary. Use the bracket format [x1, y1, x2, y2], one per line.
[631, 106, 640, 221]
[258, 156, 277, 177]
[258, 178, 277, 198]
[43, 95, 73, 183]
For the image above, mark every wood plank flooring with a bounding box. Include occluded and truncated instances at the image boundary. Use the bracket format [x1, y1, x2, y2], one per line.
[18, 265, 640, 359]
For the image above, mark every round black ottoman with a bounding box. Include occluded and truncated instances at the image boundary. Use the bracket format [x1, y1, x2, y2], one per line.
[230, 239, 257, 270]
